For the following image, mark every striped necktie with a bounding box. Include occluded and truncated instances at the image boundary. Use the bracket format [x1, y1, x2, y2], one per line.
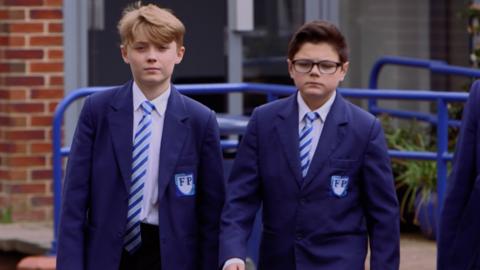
[124, 100, 155, 253]
[299, 112, 319, 178]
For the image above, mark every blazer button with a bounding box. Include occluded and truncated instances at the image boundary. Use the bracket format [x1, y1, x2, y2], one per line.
[296, 233, 303, 241]
[300, 198, 307, 205]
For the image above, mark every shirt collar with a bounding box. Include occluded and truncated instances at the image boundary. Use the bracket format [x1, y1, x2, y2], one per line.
[132, 81, 170, 116]
[297, 91, 336, 123]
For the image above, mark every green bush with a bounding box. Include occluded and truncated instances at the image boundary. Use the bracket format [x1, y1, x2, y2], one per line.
[0, 206, 12, 224]
[382, 116, 437, 223]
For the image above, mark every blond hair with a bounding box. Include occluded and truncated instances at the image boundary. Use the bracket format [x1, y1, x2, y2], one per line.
[117, 2, 185, 48]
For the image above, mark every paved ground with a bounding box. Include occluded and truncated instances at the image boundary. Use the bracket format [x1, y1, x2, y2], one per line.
[399, 233, 436, 270]
[0, 223, 436, 269]
[0, 223, 52, 255]
[364, 232, 436, 270]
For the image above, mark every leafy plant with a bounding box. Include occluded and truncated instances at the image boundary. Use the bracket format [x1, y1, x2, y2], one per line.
[381, 116, 437, 223]
[0, 206, 13, 224]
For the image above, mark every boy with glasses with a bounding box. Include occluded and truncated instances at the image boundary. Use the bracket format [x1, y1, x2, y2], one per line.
[220, 20, 400, 270]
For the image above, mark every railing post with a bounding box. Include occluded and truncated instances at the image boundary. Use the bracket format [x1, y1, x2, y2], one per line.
[50, 88, 105, 254]
[49, 84, 467, 255]
[51, 99, 66, 255]
[367, 58, 382, 114]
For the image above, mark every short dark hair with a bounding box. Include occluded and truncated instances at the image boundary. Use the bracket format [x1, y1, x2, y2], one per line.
[287, 20, 348, 63]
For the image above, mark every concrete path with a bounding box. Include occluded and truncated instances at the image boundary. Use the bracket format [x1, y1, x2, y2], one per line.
[0, 223, 52, 255]
[399, 233, 436, 270]
[0, 223, 436, 269]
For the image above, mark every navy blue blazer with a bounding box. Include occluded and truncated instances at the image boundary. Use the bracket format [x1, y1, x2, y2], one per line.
[220, 92, 400, 270]
[438, 81, 480, 270]
[56, 81, 225, 270]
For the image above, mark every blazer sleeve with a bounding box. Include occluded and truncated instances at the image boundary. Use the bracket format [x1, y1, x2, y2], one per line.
[437, 81, 480, 269]
[219, 110, 262, 267]
[362, 119, 400, 270]
[56, 97, 95, 270]
[197, 110, 226, 270]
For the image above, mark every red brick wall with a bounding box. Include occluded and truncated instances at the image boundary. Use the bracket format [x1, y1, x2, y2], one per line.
[0, 0, 64, 222]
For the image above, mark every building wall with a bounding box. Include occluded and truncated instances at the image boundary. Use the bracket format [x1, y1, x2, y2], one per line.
[341, 0, 431, 90]
[341, 0, 470, 91]
[339, 0, 430, 116]
[0, 0, 63, 222]
[0, 1, 472, 223]
[446, 0, 471, 91]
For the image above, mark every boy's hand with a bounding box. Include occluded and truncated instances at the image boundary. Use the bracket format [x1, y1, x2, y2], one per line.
[224, 263, 245, 270]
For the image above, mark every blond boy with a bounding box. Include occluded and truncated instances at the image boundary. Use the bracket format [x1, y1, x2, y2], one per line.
[57, 4, 224, 270]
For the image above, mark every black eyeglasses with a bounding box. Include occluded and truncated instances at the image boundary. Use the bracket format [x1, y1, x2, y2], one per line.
[291, 59, 342, 74]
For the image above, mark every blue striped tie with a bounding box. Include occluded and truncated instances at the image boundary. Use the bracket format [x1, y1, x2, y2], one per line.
[299, 112, 319, 178]
[124, 100, 155, 253]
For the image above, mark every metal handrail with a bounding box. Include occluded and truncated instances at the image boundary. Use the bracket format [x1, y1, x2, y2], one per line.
[369, 56, 480, 90]
[50, 82, 468, 254]
[367, 55, 479, 127]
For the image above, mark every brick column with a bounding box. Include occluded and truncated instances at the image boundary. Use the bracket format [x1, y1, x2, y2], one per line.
[0, 0, 64, 222]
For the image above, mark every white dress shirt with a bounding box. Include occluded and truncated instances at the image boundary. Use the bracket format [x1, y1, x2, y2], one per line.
[132, 81, 170, 225]
[297, 90, 336, 163]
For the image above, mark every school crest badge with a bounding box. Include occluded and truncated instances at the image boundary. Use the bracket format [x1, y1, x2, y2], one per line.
[331, 175, 349, 197]
[174, 173, 195, 196]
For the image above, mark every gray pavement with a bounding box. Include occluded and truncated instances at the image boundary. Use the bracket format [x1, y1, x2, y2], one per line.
[0, 223, 52, 255]
[0, 223, 436, 269]
[398, 233, 436, 270]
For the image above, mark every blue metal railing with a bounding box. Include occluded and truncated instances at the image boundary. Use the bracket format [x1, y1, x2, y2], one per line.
[368, 55, 480, 127]
[50, 83, 293, 254]
[51, 82, 468, 254]
[369, 56, 480, 90]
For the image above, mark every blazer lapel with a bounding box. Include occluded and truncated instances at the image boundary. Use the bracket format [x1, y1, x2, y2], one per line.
[303, 93, 348, 188]
[275, 93, 303, 186]
[157, 87, 189, 200]
[108, 81, 134, 191]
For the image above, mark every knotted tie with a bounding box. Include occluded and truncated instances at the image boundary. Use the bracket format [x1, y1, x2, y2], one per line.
[299, 112, 319, 178]
[124, 100, 155, 253]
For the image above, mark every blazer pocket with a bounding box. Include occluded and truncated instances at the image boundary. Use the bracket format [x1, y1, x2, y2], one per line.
[176, 155, 197, 167]
[329, 158, 357, 169]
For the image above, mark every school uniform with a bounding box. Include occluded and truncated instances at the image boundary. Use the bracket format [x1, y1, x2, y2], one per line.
[57, 80, 225, 270]
[220, 91, 400, 270]
[438, 80, 480, 270]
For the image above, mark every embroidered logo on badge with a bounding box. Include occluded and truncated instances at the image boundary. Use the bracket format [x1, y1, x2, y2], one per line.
[174, 173, 195, 196]
[331, 175, 349, 197]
